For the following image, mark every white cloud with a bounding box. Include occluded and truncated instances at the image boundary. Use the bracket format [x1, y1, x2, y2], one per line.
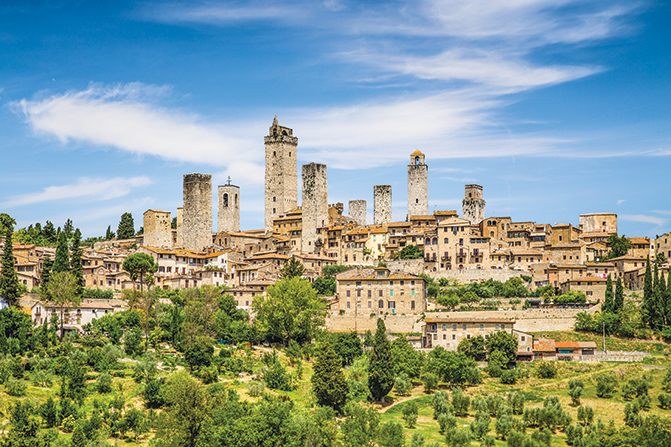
[13, 83, 266, 185]
[617, 199, 626, 204]
[620, 214, 665, 227]
[1, 176, 152, 207]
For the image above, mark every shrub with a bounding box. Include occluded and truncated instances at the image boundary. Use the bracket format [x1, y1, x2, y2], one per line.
[96, 373, 113, 394]
[500, 370, 517, 384]
[5, 377, 27, 396]
[535, 361, 557, 379]
[247, 381, 265, 397]
[264, 362, 292, 391]
[394, 373, 413, 396]
[402, 401, 418, 428]
[596, 373, 618, 398]
[62, 415, 77, 433]
[422, 372, 439, 393]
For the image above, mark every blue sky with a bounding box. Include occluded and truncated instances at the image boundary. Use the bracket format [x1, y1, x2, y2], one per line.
[1, 0, 670, 239]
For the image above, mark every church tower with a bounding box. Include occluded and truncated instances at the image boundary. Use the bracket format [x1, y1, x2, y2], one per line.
[407, 150, 428, 218]
[264, 117, 298, 232]
[218, 177, 240, 233]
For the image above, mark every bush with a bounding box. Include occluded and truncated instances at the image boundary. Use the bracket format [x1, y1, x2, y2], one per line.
[402, 401, 419, 428]
[62, 415, 77, 433]
[596, 373, 618, 398]
[394, 373, 413, 396]
[247, 381, 265, 397]
[264, 362, 292, 391]
[96, 373, 113, 394]
[500, 370, 517, 384]
[535, 361, 557, 379]
[5, 377, 27, 396]
[200, 366, 218, 384]
[422, 372, 439, 393]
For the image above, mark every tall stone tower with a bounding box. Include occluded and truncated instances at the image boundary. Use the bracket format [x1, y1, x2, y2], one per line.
[182, 173, 213, 251]
[374, 185, 392, 225]
[175, 207, 183, 247]
[407, 150, 428, 218]
[264, 117, 298, 232]
[218, 177, 240, 233]
[301, 163, 328, 253]
[462, 184, 485, 225]
[349, 200, 367, 227]
[143, 209, 173, 248]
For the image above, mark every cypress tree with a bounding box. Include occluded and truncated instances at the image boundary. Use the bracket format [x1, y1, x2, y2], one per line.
[71, 423, 87, 447]
[603, 274, 613, 314]
[70, 229, 84, 298]
[667, 272, 671, 327]
[53, 232, 70, 273]
[369, 318, 394, 403]
[311, 341, 349, 411]
[614, 276, 624, 313]
[660, 272, 668, 326]
[117, 212, 135, 239]
[0, 219, 22, 307]
[643, 257, 653, 327]
[40, 256, 53, 301]
[653, 264, 663, 329]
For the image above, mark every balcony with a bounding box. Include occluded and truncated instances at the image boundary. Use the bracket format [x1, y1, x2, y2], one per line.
[441, 255, 452, 261]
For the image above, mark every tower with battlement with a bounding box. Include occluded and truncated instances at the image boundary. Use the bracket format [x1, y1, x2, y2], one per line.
[301, 163, 328, 253]
[182, 173, 212, 251]
[462, 184, 485, 225]
[265, 117, 298, 232]
[218, 177, 240, 233]
[407, 150, 428, 218]
[374, 185, 392, 225]
[349, 200, 367, 226]
[143, 209, 173, 248]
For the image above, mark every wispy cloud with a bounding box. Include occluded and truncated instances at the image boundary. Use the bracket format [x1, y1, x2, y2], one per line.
[621, 214, 666, 227]
[12, 83, 265, 185]
[617, 199, 626, 204]
[1, 176, 152, 208]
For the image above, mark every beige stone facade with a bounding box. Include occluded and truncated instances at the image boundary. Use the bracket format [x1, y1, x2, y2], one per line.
[143, 209, 173, 249]
[423, 317, 513, 350]
[374, 185, 392, 225]
[656, 232, 671, 261]
[182, 173, 213, 251]
[301, 162, 328, 253]
[407, 150, 429, 218]
[218, 182, 240, 233]
[462, 184, 485, 225]
[349, 200, 367, 227]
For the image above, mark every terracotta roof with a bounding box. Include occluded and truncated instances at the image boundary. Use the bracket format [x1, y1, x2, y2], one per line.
[628, 237, 650, 244]
[434, 210, 458, 216]
[533, 339, 556, 352]
[409, 215, 436, 220]
[425, 317, 514, 324]
[569, 276, 607, 282]
[411, 149, 423, 155]
[337, 268, 424, 282]
[246, 253, 289, 260]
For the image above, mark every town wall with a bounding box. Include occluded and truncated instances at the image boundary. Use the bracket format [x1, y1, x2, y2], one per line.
[182, 173, 212, 251]
[374, 185, 392, 225]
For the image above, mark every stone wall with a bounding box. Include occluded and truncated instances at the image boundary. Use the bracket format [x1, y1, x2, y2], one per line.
[143, 209, 173, 248]
[387, 259, 425, 275]
[327, 306, 599, 334]
[301, 163, 328, 253]
[182, 173, 212, 251]
[349, 200, 367, 226]
[176, 207, 183, 247]
[407, 158, 428, 218]
[264, 118, 298, 232]
[374, 185, 392, 225]
[431, 268, 523, 284]
[218, 184, 240, 233]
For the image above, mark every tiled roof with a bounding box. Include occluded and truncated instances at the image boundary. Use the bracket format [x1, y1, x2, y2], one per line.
[425, 317, 514, 324]
[533, 339, 556, 352]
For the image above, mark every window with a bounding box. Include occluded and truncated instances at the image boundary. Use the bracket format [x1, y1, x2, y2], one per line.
[347, 301, 350, 309]
[443, 334, 446, 340]
[378, 300, 384, 308]
[411, 300, 415, 309]
[367, 290, 372, 298]
[480, 324, 484, 330]
[346, 290, 350, 297]
[390, 290, 394, 297]
[388, 301, 395, 309]
[368, 301, 372, 308]
[452, 334, 456, 340]
[442, 324, 447, 330]
[462, 324, 467, 330]
[452, 324, 457, 330]
[521, 336, 526, 341]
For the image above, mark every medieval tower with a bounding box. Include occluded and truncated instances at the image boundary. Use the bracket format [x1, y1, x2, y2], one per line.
[349, 200, 367, 226]
[301, 163, 328, 253]
[462, 184, 485, 225]
[407, 150, 428, 218]
[142, 209, 173, 248]
[264, 117, 298, 232]
[218, 177, 240, 233]
[374, 185, 392, 225]
[182, 173, 213, 251]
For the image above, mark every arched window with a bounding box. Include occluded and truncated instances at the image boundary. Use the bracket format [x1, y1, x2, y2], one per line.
[432, 237, 438, 245]
[282, 130, 288, 136]
[273, 196, 276, 202]
[415, 198, 419, 203]
[223, 193, 229, 207]
[273, 151, 276, 156]
[235, 194, 238, 206]
[415, 156, 420, 165]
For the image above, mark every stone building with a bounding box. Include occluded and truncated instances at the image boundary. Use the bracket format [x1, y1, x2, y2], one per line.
[218, 178, 240, 233]
[264, 117, 298, 232]
[462, 184, 485, 225]
[349, 200, 367, 227]
[423, 317, 514, 350]
[182, 173, 212, 251]
[374, 185, 392, 225]
[407, 150, 429, 218]
[579, 213, 617, 236]
[301, 163, 328, 253]
[560, 276, 607, 302]
[656, 232, 671, 261]
[142, 209, 173, 248]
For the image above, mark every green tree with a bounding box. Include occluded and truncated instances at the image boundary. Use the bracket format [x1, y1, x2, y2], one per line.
[607, 234, 632, 259]
[614, 276, 625, 313]
[122, 253, 158, 291]
[159, 371, 211, 447]
[280, 256, 305, 279]
[397, 245, 423, 259]
[71, 423, 87, 447]
[379, 421, 405, 447]
[341, 401, 380, 447]
[105, 225, 115, 240]
[252, 277, 327, 345]
[391, 334, 423, 378]
[69, 228, 84, 297]
[485, 331, 518, 366]
[458, 335, 486, 361]
[402, 401, 418, 428]
[603, 274, 614, 313]
[117, 212, 135, 239]
[45, 271, 81, 341]
[43, 220, 57, 244]
[369, 318, 394, 403]
[312, 341, 349, 411]
[460, 291, 480, 308]
[643, 256, 655, 327]
[53, 231, 71, 273]
[0, 214, 21, 306]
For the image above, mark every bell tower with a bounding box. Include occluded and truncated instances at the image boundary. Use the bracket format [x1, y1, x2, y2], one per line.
[407, 150, 428, 218]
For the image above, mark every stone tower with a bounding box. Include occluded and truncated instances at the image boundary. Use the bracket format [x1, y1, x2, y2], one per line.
[462, 184, 485, 225]
[264, 117, 298, 232]
[182, 173, 213, 251]
[349, 200, 367, 227]
[407, 150, 428, 218]
[175, 207, 183, 247]
[301, 163, 328, 253]
[143, 209, 173, 248]
[374, 185, 392, 225]
[218, 177, 240, 233]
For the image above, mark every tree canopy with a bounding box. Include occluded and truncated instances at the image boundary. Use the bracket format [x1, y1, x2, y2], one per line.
[122, 253, 158, 291]
[117, 212, 136, 239]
